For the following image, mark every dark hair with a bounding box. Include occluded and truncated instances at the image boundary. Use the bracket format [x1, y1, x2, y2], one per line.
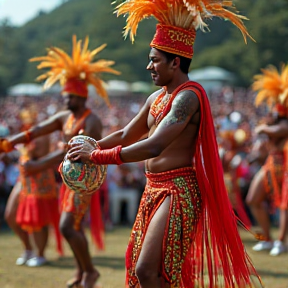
[157, 49, 192, 74]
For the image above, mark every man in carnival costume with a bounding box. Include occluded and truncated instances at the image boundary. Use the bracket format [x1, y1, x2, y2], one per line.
[4, 106, 63, 267]
[246, 63, 288, 256]
[0, 35, 120, 288]
[67, 1, 263, 287]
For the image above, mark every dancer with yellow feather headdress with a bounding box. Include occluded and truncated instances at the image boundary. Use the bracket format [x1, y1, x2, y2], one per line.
[246, 63, 288, 257]
[1, 35, 120, 288]
[66, 1, 263, 287]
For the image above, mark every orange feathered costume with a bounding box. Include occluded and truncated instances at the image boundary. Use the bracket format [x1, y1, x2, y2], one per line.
[30, 36, 120, 250]
[15, 109, 63, 255]
[16, 142, 63, 255]
[252, 64, 288, 212]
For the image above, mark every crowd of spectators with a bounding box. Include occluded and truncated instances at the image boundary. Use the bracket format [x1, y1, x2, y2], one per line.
[0, 86, 268, 229]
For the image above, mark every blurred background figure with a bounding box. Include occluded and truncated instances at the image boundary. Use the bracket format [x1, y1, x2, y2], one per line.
[0, 152, 19, 229]
[4, 107, 62, 267]
[218, 115, 253, 229]
[246, 64, 288, 256]
[108, 163, 144, 226]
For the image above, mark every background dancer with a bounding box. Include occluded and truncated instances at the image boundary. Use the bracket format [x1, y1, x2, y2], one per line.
[246, 63, 288, 256]
[0, 35, 120, 288]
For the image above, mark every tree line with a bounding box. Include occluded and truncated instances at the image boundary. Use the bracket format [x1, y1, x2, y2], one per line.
[0, 0, 287, 95]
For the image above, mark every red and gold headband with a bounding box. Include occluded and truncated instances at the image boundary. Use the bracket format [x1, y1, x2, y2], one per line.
[150, 24, 196, 59]
[30, 35, 121, 103]
[115, 0, 252, 59]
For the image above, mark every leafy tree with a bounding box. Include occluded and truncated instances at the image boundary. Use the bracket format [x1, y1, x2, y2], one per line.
[192, 0, 288, 85]
[1, 0, 288, 91]
[0, 20, 26, 96]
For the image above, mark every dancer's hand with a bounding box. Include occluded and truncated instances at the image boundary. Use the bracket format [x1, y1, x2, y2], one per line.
[67, 140, 95, 163]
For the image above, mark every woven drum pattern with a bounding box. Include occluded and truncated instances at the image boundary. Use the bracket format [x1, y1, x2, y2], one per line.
[60, 135, 107, 196]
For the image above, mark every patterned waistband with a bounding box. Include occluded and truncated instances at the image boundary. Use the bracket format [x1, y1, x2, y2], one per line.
[145, 167, 196, 182]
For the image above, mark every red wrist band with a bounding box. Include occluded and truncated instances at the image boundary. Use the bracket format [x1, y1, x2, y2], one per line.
[90, 145, 123, 165]
[24, 130, 33, 143]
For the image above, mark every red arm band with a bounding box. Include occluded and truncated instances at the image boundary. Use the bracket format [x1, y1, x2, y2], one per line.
[90, 145, 123, 165]
[24, 130, 33, 143]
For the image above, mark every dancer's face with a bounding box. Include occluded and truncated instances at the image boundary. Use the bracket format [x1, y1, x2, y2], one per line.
[147, 48, 176, 87]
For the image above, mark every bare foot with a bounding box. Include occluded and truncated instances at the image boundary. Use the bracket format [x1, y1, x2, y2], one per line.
[66, 271, 83, 288]
[81, 269, 100, 288]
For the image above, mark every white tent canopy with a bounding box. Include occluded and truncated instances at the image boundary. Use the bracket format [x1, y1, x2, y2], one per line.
[7, 83, 62, 96]
[188, 66, 236, 91]
[8, 83, 44, 96]
[8, 80, 153, 98]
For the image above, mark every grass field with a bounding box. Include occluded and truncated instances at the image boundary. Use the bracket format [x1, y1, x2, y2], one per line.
[0, 226, 287, 288]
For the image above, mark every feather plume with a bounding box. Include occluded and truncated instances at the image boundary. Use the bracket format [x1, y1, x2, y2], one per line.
[30, 35, 121, 102]
[115, 0, 253, 43]
[252, 63, 288, 109]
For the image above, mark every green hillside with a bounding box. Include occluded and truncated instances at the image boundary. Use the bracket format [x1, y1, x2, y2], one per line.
[0, 0, 157, 94]
[0, 0, 287, 95]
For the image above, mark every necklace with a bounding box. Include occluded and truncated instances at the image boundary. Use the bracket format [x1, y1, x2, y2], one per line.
[150, 91, 173, 124]
[63, 109, 91, 136]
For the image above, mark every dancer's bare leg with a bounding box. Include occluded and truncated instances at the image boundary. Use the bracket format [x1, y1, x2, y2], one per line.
[32, 226, 48, 257]
[4, 182, 32, 250]
[246, 169, 271, 240]
[278, 209, 288, 242]
[135, 196, 171, 288]
[60, 212, 100, 288]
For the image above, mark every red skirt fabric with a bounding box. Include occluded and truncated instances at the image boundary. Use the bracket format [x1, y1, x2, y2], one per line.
[16, 168, 63, 255]
[60, 184, 105, 250]
[60, 184, 91, 230]
[125, 167, 202, 288]
[263, 153, 287, 210]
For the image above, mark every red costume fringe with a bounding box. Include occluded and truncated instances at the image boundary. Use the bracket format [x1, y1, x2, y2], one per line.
[282, 142, 288, 210]
[263, 152, 288, 211]
[182, 81, 262, 287]
[90, 189, 105, 250]
[60, 184, 105, 250]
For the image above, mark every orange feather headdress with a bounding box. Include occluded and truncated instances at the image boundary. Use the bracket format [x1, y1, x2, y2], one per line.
[30, 35, 121, 104]
[115, 0, 253, 59]
[252, 63, 288, 116]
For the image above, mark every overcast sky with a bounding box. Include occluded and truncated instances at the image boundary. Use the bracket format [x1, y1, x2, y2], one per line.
[0, 0, 62, 26]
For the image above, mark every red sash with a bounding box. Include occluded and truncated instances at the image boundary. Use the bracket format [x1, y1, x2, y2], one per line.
[153, 81, 262, 287]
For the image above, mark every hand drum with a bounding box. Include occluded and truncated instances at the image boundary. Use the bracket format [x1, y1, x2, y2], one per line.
[60, 135, 107, 196]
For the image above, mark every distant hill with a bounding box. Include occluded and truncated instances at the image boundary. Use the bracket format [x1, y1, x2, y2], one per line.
[0, 0, 288, 95]
[0, 0, 158, 93]
[0, 0, 235, 93]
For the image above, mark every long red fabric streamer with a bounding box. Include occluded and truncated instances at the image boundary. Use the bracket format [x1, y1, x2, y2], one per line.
[159, 81, 262, 287]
